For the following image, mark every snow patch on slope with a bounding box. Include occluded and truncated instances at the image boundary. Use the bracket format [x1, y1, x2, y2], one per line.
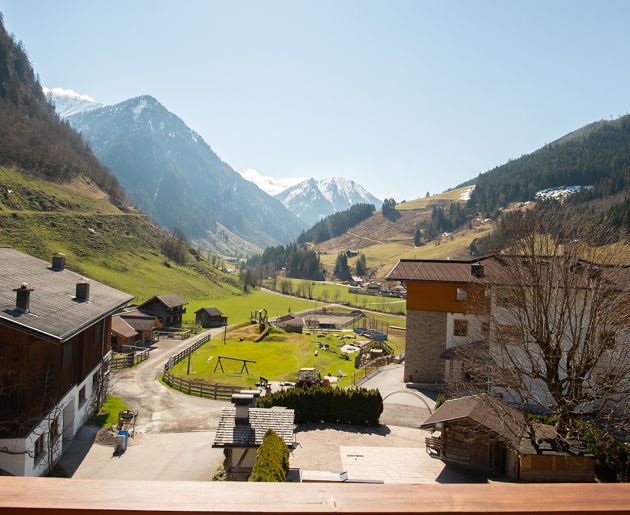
[44, 86, 103, 118]
[239, 169, 305, 196]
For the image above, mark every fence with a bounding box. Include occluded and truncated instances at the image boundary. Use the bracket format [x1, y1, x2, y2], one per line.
[162, 331, 243, 400]
[109, 348, 150, 369]
[154, 328, 192, 341]
[350, 355, 392, 388]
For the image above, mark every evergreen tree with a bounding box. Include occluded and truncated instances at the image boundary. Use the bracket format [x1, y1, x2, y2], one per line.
[414, 227, 422, 247]
[355, 253, 367, 276]
[334, 253, 352, 281]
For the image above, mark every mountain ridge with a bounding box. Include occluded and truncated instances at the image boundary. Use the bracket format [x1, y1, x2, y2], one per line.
[275, 176, 381, 226]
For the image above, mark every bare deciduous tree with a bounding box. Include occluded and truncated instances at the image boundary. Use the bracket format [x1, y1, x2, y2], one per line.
[449, 207, 630, 446]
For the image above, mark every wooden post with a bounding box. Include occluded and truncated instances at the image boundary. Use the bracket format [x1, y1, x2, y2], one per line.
[223, 325, 227, 344]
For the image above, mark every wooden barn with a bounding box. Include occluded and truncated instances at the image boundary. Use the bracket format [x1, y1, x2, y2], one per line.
[274, 314, 304, 333]
[194, 307, 227, 328]
[0, 249, 133, 476]
[138, 294, 187, 328]
[118, 308, 160, 344]
[110, 315, 138, 351]
[420, 394, 595, 482]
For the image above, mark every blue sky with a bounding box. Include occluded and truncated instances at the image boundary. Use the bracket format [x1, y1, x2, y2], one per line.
[1, 0, 629, 200]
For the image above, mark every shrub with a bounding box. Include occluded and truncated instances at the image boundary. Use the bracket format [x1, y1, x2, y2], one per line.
[258, 387, 383, 425]
[249, 429, 289, 482]
[434, 394, 446, 410]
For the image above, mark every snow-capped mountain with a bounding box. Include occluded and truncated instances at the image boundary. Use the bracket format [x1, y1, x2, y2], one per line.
[56, 94, 304, 253]
[275, 177, 382, 226]
[43, 87, 103, 118]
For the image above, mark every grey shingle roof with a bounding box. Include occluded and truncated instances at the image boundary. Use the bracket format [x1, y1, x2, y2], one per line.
[149, 293, 187, 309]
[0, 248, 133, 341]
[212, 407, 295, 449]
[111, 315, 138, 339]
[195, 307, 223, 316]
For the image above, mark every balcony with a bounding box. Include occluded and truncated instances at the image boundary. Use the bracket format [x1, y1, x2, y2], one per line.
[0, 478, 628, 514]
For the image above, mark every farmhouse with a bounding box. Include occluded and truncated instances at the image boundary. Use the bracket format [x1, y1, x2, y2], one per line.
[118, 308, 160, 344]
[213, 393, 295, 480]
[138, 293, 187, 327]
[420, 395, 595, 482]
[194, 307, 227, 328]
[0, 249, 133, 476]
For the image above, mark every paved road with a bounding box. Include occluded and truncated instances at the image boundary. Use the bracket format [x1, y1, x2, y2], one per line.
[113, 328, 229, 434]
[361, 364, 437, 428]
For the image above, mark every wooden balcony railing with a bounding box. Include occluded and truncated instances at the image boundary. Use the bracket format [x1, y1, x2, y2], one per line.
[0, 478, 628, 515]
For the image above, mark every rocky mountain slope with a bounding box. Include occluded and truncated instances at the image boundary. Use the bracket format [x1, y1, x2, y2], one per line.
[275, 177, 381, 226]
[48, 92, 305, 255]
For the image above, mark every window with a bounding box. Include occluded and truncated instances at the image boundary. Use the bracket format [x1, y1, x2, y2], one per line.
[453, 319, 468, 337]
[456, 287, 468, 302]
[50, 417, 59, 438]
[34, 434, 44, 461]
[78, 386, 86, 406]
[92, 371, 99, 391]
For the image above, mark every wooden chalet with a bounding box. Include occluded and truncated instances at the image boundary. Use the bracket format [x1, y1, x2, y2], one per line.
[137, 294, 187, 328]
[118, 308, 160, 344]
[194, 307, 227, 328]
[0, 249, 133, 476]
[274, 314, 304, 333]
[420, 395, 595, 482]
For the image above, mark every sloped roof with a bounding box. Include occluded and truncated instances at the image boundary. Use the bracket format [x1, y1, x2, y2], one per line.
[195, 307, 223, 317]
[140, 293, 187, 309]
[0, 248, 133, 341]
[212, 407, 295, 449]
[111, 316, 138, 339]
[420, 394, 526, 448]
[387, 257, 492, 283]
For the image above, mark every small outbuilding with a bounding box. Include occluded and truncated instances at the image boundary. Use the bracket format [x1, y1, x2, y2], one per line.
[420, 394, 595, 482]
[213, 393, 296, 480]
[118, 308, 160, 344]
[275, 314, 304, 333]
[110, 315, 139, 351]
[138, 294, 187, 327]
[194, 307, 228, 328]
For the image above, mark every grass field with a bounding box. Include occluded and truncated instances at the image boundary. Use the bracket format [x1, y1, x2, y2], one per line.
[90, 396, 128, 428]
[397, 185, 474, 210]
[183, 289, 319, 325]
[261, 279, 406, 315]
[170, 325, 361, 388]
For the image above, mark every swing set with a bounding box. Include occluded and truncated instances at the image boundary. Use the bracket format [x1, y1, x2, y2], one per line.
[214, 355, 256, 375]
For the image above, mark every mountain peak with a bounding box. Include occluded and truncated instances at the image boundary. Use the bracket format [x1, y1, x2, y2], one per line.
[275, 177, 381, 226]
[44, 86, 103, 118]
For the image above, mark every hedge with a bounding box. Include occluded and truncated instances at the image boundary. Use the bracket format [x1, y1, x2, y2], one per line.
[249, 429, 289, 482]
[257, 386, 383, 425]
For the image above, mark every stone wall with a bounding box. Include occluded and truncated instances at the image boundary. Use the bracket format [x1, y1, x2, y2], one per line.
[404, 310, 447, 383]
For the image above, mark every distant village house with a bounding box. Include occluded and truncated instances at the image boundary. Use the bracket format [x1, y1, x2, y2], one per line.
[194, 307, 227, 328]
[137, 293, 187, 328]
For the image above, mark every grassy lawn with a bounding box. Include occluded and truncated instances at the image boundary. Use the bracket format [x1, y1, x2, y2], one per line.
[90, 396, 127, 428]
[397, 185, 473, 210]
[183, 289, 319, 325]
[262, 279, 406, 315]
[170, 325, 361, 388]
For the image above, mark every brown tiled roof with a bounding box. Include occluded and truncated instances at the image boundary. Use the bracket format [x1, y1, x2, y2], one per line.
[195, 307, 223, 317]
[120, 315, 157, 332]
[419, 394, 526, 448]
[212, 407, 295, 449]
[0, 248, 133, 341]
[140, 293, 187, 309]
[111, 316, 138, 339]
[387, 258, 484, 282]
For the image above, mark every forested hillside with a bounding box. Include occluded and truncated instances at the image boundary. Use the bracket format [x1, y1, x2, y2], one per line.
[296, 203, 375, 244]
[0, 13, 125, 203]
[466, 115, 630, 214]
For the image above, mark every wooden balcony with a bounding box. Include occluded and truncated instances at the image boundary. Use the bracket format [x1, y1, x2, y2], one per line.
[0, 478, 628, 514]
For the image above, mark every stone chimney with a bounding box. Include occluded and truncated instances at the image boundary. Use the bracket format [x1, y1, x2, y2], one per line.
[231, 393, 255, 425]
[471, 262, 484, 278]
[75, 279, 90, 302]
[239, 389, 261, 407]
[13, 283, 34, 312]
[51, 253, 65, 271]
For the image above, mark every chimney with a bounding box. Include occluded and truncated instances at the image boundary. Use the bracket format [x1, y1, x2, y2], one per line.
[471, 262, 484, 278]
[75, 279, 90, 302]
[51, 253, 65, 271]
[240, 389, 261, 407]
[13, 283, 34, 312]
[231, 393, 255, 425]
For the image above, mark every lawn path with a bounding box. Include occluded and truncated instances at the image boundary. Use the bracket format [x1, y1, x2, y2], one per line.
[112, 327, 228, 434]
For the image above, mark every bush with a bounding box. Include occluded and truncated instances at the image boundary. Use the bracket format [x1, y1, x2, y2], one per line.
[249, 430, 289, 482]
[434, 394, 446, 410]
[258, 387, 383, 425]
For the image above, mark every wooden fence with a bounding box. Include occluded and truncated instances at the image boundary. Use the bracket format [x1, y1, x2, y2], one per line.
[162, 331, 242, 399]
[110, 348, 150, 369]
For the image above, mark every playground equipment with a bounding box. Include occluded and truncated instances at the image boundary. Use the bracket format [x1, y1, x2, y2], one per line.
[251, 308, 269, 342]
[214, 355, 256, 375]
[296, 367, 323, 388]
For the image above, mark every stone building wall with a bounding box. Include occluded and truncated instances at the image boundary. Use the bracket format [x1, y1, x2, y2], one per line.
[404, 310, 447, 384]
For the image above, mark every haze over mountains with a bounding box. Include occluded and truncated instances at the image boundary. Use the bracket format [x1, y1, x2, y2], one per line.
[47, 90, 306, 255]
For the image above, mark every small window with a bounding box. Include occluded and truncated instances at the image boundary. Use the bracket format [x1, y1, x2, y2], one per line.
[50, 416, 59, 438]
[454, 319, 468, 337]
[456, 288, 468, 302]
[34, 434, 44, 461]
[78, 386, 86, 405]
[92, 372, 99, 390]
